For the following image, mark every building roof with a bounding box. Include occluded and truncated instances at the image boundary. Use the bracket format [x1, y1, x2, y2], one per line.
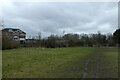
[2, 28, 26, 34]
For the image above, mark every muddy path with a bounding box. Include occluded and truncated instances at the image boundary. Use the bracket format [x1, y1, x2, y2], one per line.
[53, 48, 118, 78]
[82, 48, 118, 78]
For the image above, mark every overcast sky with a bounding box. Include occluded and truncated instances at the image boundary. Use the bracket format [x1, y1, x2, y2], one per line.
[0, 1, 118, 38]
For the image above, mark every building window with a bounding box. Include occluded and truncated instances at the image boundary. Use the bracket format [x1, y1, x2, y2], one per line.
[13, 36, 19, 41]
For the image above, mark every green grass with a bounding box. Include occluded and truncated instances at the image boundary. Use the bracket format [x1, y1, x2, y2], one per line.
[2, 47, 118, 78]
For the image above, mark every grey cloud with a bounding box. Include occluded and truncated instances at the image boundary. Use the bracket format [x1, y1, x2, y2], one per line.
[1, 2, 118, 37]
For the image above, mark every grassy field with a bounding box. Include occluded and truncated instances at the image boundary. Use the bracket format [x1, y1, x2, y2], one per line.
[2, 47, 118, 78]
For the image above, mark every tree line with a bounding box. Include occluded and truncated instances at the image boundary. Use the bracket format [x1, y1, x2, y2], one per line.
[2, 29, 120, 50]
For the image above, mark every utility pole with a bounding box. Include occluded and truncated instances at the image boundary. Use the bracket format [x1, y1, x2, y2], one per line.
[0, 19, 4, 30]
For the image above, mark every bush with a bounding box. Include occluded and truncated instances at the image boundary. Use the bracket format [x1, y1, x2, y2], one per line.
[2, 36, 20, 50]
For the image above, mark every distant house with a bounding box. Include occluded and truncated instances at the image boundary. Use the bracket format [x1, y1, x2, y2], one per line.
[2, 28, 26, 43]
[26, 39, 36, 43]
